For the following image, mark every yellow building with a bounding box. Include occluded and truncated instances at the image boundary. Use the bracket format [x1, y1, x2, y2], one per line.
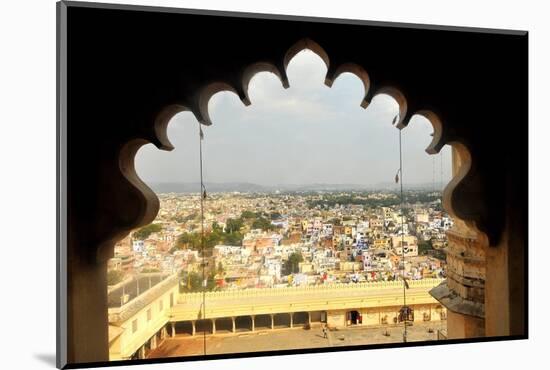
[373, 237, 391, 249]
[108, 276, 446, 360]
[108, 274, 179, 360]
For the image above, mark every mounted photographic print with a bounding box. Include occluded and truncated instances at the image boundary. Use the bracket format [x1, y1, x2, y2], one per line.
[57, 1, 528, 368]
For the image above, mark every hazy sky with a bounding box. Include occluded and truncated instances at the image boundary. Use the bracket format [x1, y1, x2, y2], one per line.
[136, 50, 452, 187]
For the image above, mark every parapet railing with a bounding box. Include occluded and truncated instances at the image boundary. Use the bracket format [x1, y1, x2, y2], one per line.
[108, 273, 179, 321]
[178, 278, 444, 303]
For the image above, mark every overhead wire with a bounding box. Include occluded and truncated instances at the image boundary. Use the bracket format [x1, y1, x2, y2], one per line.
[394, 114, 409, 343]
[198, 122, 207, 355]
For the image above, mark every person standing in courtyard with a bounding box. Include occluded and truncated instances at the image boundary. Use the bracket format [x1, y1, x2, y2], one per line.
[323, 324, 328, 339]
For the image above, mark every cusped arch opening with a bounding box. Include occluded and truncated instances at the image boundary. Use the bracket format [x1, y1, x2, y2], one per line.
[197, 82, 249, 126]
[284, 38, 330, 77]
[242, 62, 289, 105]
[373, 87, 408, 129]
[325, 63, 371, 109]
[441, 141, 478, 228]
[134, 110, 204, 191]
[412, 110, 444, 155]
[127, 37, 477, 256]
[153, 104, 191, 151]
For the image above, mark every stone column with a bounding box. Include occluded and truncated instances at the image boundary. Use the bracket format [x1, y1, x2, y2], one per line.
[290, 313, 293, 328]
[251, 316, 255, 332]
[429, 147, 486, 339]
[232, 317, 236, 333]
[270, 314, 274, 330]
[212, 319, 216, 335]
[150, 335, 157, 350]
[138, 346, 146, 359]
[161, 326, 167, 340]
[308, 312, 311, 325]
[171, 322, 176, 337]
[485, 224, 525, 337]
[66, 259, 110, 363]
[192, 321, 196, 336]
[433, 219, 485, 339]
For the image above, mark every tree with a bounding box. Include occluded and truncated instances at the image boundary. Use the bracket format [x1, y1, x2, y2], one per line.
[418, 239, 434, 255]
[252, 216, 274, 231]
[176, 232, 201, 249]
[241, 210, 257, 219]
[217, 262, 224, 275]
[133, 223, 162, 240]
[180, 271, 202, 292]
[226, 218, 244, 233]
[224, 231, 243, 246]
[174, 222, 244, 252]
[180, 271, 217, 293]
[283, 252, 303, 275]
[204, 231, 223, 249]
[212, 221, 222, 232]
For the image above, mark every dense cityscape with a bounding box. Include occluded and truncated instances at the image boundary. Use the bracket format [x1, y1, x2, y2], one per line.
[109, 189, 451, 295]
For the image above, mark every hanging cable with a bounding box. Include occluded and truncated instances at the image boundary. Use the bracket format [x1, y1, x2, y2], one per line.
[393, 115, 409, 343]
[198, 122, 207, 355]
[399, 128, 408, 342]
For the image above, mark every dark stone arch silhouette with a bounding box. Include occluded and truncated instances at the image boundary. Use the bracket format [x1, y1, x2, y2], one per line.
[59, 2, 527, 365]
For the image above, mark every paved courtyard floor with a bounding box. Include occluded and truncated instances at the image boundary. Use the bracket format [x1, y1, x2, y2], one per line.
[147, 321, 446, 358]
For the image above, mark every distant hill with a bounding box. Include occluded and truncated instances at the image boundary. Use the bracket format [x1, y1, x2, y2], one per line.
[147, 182, 445, 193]
[147, 182, 269, 193]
